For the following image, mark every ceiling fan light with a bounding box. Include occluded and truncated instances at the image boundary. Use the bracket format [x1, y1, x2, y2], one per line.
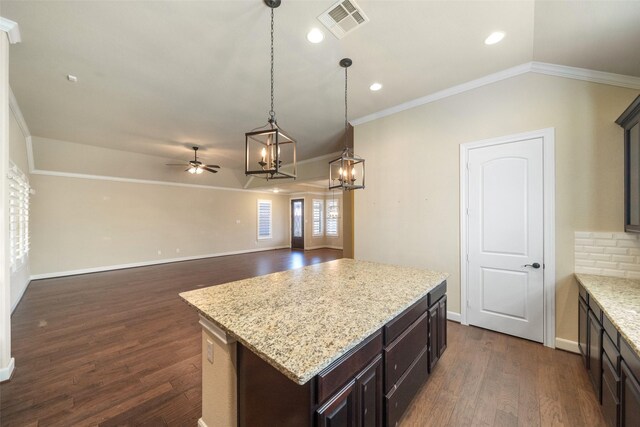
[196, 167, 204, 174]
[188, 166, 197, 174]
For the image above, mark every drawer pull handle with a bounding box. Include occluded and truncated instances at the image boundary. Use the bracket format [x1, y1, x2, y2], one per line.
[394, 364, 397, 371]
[364, 408, 368, 415]
[364, 385, 367, 392]
[395, 402, 398, 408]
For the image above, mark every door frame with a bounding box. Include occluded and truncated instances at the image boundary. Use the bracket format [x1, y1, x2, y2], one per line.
[289, 198, 305, 249]
[459, 128, 556, 348]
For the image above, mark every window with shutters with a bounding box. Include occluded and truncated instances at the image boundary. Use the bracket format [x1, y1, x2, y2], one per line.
[326, 199, 339, 236]
[313, 199, 324, 236]
[257, 199, 272, 239]
[8, 162, 30, 272]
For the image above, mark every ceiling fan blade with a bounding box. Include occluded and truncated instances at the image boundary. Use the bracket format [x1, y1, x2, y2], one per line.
[166, 163, 188, 166]
[204, 164, 220, 169]
[203, 167, 218, 174]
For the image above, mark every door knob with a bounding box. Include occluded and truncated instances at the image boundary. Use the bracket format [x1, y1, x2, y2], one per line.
[523, 263, 541, 269]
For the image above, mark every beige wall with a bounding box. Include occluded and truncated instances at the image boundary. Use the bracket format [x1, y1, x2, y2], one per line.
[29, 173, 289, 276]
[8, 108, 30, 311]
[354, 73, 638, 343]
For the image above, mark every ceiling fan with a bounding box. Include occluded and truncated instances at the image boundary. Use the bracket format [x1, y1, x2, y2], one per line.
[166, 146, 220, 174]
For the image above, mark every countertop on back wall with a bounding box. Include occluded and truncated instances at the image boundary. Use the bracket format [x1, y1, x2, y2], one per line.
[575, 273, 640, 357]
[180, 258, 448, 385]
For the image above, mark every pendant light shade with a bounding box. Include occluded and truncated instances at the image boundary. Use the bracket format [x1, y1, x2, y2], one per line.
[329, 58, 365, 191]
[245, 0, 297, 180]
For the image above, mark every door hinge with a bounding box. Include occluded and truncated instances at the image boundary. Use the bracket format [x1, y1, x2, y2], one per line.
[466, 253, 469, 262]
[466, 208, 469, 216]
[466, 163, 470, 171]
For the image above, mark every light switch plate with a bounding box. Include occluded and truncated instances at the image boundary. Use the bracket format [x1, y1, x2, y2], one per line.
[206, 339, 214, 363]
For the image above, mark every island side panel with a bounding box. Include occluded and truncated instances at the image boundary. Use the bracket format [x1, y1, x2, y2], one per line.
[200, 316, 238, 427]
[237, 344, 314, 427]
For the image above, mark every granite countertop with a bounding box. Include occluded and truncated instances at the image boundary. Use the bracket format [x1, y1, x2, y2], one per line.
[180, 259, 448, 385]
[575, 273, 640, 357]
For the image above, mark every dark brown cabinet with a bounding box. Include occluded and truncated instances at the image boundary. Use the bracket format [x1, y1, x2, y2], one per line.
[616, 95, 640, 233]
[427, 295, 447, 371]
[579, 296, 589, 368]
[621, 360, 640, 426]
[317, 381, 357, 427]
[239, 281, 447, 427]
[589, 310, 604, 402]
[577, 282, 640, 427]
[438, 296, 447, 357]
[356, 355, 382, 427]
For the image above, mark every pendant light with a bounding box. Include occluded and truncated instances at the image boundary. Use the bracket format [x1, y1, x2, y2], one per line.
[245, 0, 297, 180]
[329, 58, 365, 190]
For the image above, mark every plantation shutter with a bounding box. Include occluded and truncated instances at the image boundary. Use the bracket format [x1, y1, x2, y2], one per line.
[257, 199, 272, 239]
[313, 199, 323, 236]
[326, 199, 339, 236]
[8, 162, 30, 271]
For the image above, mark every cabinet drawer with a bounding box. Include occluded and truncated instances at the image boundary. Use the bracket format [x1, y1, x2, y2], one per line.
[603, 353, 620, 393]
[317, 331, 383, 404]
[620, 337, 640, 384]
[427, 281, 447, 307]
[603, 332, 621, 370]
[385, 311, 429, 393]
[603, 315, 619, 348]
[385, 346, 429, 427]
[590, 300, 603, 322]
[578, 284, 589, 304]
[384, 296, 427, 345]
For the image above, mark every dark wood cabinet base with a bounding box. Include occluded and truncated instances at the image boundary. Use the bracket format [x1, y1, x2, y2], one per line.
[237, 282, 447, 427]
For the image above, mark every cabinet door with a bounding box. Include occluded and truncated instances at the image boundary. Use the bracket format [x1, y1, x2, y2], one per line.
[438, 296, 447, 357]
[579, 297, 589, 368]
[428, 304, 439, 372]
[588, 309, 603, 403]
[356, 355, 382, 427]
[621, 360, 640, 427]
[317, 380, 357, 427]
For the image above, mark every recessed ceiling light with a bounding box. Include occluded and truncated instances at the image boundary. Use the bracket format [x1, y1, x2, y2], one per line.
[306, 28, 324, 44]
[273, 188, 280, 193]
[484, 31, 505, 45]
[67, 74, 78, 82]
[369, 83, 382, 91]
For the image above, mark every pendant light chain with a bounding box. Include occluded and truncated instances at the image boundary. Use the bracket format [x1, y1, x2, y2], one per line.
[344, 65, 348, 148]
[269, 7, 276, 125]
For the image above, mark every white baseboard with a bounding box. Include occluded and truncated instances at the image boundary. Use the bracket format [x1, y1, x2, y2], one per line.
[197, 418, 208, 427]
[0, 358, 15, 382]
[447, 311, 461, 322]
[30, 245, 291, 281]
[11, 278, 30, 313]
[555, 338, 580, 354]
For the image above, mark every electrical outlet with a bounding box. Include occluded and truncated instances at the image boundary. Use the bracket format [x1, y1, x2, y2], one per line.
[236, 219, 241, 224]
[157, 250, 162, 255]
[176, 248, 180, 253]
[206, 339, 214, 363]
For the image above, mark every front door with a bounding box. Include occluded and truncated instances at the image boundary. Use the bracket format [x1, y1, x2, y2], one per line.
[467, 137, 544, 343]
[291, 199, 304, 249]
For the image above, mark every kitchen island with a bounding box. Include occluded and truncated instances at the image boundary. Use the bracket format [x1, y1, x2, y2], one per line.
[180, 259, 449, 427]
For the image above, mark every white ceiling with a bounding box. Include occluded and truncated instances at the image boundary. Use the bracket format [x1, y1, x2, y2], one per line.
[3, 1, 640, 170]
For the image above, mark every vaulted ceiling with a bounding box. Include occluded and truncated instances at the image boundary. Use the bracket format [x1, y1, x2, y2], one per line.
[4, 1, 640, 170]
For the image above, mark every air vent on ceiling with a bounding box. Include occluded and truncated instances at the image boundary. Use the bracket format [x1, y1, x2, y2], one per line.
[318, 0, 370, 39]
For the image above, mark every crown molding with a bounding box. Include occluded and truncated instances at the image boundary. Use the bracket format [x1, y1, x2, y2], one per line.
[29, 169, 291, 195]
[351, 63, 532, 126]
[352, 62, 640, 126]
[0, 18, 21, 44]
[531, 62, 640, 90]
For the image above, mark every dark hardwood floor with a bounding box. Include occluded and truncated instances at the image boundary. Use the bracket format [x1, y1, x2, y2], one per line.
[1, 248, 342, 426]
[1, 248, 605, 426]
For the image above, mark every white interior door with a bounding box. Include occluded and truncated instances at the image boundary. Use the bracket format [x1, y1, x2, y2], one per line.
[467, 137, 544, 343]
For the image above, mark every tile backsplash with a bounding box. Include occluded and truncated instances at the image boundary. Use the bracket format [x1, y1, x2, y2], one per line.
[575, 232, 640, 278]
